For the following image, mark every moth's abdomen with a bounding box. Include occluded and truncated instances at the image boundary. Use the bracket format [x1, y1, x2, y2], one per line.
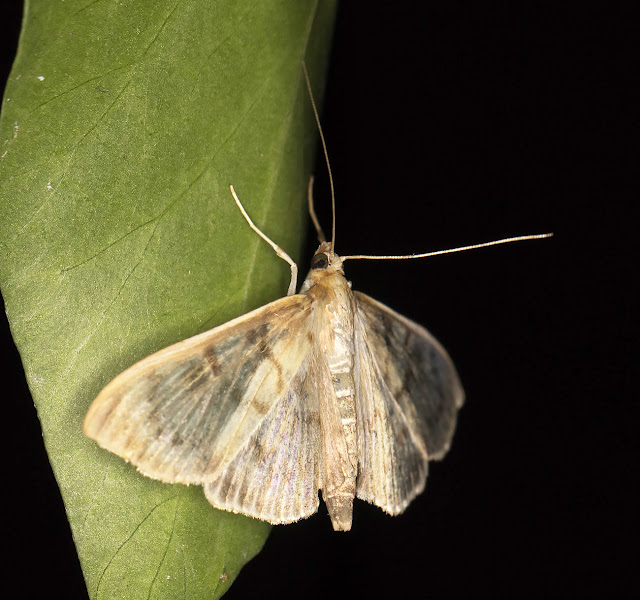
[317, 275, 358, 471]
[327, 332, 357, 471]
[310, 273, 359, 530]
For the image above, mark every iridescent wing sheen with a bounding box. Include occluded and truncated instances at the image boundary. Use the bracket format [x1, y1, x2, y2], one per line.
[84, 294, 322, 523]
[353, 291, 464, 515]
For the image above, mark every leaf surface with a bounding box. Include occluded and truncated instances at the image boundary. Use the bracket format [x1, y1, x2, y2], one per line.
[0, 1, 337, 597]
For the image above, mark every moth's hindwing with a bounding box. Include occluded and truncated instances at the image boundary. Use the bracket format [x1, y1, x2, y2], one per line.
[84, 294, 322, 524]
[353, 291, 464, 514]
[202, 347, 323, 523]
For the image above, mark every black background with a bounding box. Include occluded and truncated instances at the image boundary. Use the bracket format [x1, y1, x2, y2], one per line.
[2, 3, 636, 599]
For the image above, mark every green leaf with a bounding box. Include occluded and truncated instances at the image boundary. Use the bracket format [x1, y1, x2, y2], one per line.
[0, 1, 337, 598]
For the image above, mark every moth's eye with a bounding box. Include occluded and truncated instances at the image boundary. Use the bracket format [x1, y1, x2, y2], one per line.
[311, 252, 329, 270]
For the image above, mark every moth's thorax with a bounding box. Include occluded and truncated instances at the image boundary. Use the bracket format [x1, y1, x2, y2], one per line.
[303, 262, 355, 373]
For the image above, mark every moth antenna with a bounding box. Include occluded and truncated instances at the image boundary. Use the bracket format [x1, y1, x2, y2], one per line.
[302, 61, 336, 253]
[229, 185, 299, 296]
[308, 175, 327, 243]
[341, 233, 553, 261]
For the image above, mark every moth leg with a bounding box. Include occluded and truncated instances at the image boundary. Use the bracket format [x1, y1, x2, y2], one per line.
[229, 185, 298, 296]
[307, 175, 327, 243]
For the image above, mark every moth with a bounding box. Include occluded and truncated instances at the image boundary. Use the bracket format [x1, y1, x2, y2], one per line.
[84, 71, 551, 531]
[84, 188, 467, 531]
[83, 182, 549, 532]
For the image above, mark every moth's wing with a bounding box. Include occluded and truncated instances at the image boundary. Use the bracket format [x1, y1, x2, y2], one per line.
[203, 349, 324, 524]
[84, 294, 322, 523]
[353, 291, 464, 515]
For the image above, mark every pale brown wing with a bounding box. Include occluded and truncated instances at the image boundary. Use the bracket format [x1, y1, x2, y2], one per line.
[203, 350, 323, 524]
[84, 294, 321, 523]
[353, 292, 465, 515]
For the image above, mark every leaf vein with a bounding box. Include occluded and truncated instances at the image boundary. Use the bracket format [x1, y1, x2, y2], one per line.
[94, 495, 178, 599]
[147, 496, 181, 600]
[47, 222, 159, 411]
[61, 217, 159, 273]
[17, 78, 133, 240]
[27, 66, 129, 115]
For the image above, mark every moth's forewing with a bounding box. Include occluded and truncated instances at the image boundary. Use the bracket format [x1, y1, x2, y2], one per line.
[353, 292, 464, 513]
[84, 294, 322, 521]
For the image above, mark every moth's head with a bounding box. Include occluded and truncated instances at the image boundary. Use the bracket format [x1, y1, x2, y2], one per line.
[310, 241, 343, 273]
[299, 241, 344, 294]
